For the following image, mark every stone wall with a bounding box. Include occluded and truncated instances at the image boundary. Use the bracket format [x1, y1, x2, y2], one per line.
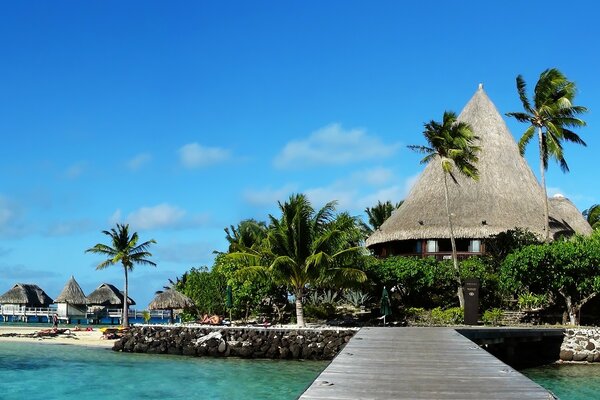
[113, 326, 357, 360]
[560, 328, 600, 362]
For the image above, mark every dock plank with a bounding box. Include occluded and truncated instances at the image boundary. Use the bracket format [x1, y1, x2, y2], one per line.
[300, 327, 554, 400]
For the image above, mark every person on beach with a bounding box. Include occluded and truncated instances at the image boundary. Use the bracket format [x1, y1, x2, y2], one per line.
[52, 313, 58, 329]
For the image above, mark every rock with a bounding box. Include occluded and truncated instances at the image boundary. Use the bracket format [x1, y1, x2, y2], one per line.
[560, 350, 574, 361]
[573, 352, 588, 362]
[587, 342, 596, 351]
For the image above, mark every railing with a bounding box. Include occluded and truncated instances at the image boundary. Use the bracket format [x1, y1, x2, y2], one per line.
[0, 306, 55, 316]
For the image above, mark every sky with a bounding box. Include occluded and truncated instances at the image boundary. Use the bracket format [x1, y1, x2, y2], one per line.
[0, 1, 599, 307]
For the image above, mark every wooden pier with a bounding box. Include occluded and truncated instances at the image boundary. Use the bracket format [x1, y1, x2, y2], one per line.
[300, 327, 555, 399]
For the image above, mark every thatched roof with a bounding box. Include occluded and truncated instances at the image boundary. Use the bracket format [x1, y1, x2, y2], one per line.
[55, 276, 87, 305]
[148, 289, 194, 310]
[0, 283, 53, 306]
[549, 195, 593, 237]
[366, 85, 591, 247]
[86, 283, 136, 306]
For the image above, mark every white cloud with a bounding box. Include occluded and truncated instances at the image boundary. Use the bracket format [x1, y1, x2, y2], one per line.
[274, 123, 401, 168]
[109, 204, 209, 231]
[45, 219, 94, 236]
[155, 240, 214, 264]
[356, 186, 405, 210]
[179, 143, 230, 168]
[127, 153, 152, 171]
[65, 162, 86, 179]
[243, 184, 298, 206]
[127, 204, 186, 230]
[353, 167, 394, 186]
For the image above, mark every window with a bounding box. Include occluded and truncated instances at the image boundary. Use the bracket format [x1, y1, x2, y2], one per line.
[426, 240, 438, 253]
[415, 240, 423, 254]
[469, 240, 481, 253]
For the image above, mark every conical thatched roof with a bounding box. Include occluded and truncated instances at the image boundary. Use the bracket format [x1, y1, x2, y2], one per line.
[366, 85, 591, 247]
[0, 283, 53, 306]
[55, 276, 87, 305]
[148, 289, 194, 310]
[549, 195, 593, 237]
[86, 283, 136, 306]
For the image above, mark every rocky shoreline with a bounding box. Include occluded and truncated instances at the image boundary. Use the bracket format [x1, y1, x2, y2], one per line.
[560, 328, 600, 362]
[113, 326, 357, 360]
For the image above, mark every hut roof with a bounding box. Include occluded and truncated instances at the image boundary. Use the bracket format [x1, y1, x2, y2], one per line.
[55, 276, 87, 305]
[148, 289, 194, 310]
[86, 283, 136, 306]
[0, 283, 53, 307]
[366, 85, 591, 247]
[549, 195, 593, 237]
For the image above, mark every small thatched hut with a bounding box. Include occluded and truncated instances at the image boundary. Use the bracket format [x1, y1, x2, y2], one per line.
[55, 276, 87, 323]
[366, 85, 592, 258]
[148, 289, 194, 323]
[0, 283, 53, 312]
[86, 283, 135, 307]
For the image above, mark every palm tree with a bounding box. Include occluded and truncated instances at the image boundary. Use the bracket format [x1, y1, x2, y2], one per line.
[583, 204, 600, 230]
[230, 194, 366, 326]
[506, 68, 588, 241]
[361, 200, 404, 236]
[223, 219, 268, 253]
[408, 111, 480, 308]
[86, 223, 156, 327]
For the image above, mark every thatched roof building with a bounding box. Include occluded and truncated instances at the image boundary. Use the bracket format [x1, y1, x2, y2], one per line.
[0, 283, 53, 307]
[366, 85, 592, 258]
[55, 276, 87, 305]
[148, 289, 194, 310]
[86, 283, 135, 307]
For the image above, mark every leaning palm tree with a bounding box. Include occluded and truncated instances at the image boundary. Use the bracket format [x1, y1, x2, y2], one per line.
[506, 68, 587, 241]
[583, 204, 600, 230]
[361, 200, 404, 236]
[230, 194, 366, 326]
[86, 223, 156, 327]
[408, 111, 480, 308]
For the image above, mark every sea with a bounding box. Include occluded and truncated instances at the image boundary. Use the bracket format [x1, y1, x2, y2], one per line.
[522, 363, 600, 400]
[0, 341, 326, 400]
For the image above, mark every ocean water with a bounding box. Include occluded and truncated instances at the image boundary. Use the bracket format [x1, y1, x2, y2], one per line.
[0, 342, 326, 400]
[522, 363, 600, 400]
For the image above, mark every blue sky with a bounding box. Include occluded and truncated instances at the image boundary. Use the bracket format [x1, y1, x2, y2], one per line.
[0, 1, 598, 307]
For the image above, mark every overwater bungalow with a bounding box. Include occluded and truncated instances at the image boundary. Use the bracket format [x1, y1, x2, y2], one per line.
[366, 85, 592, 259]
[0, 283, 54, 322]
[86, 283, 136, 324]
[54, 276, 87, 324]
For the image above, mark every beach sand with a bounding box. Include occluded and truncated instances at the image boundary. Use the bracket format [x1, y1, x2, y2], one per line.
[0, 326, 117, 348]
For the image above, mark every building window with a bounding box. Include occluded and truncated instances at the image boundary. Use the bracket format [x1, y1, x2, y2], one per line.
[415, 241, 422, 254]
[426, 240, 438, 253]
[469, 240, 481, 253]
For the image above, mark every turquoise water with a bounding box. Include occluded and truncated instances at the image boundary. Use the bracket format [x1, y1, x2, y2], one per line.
[0, 342, 326, 400]
[523, 364, 600, 399]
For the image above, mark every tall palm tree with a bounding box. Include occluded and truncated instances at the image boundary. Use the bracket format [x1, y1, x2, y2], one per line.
[86, 223, 156, 327]
[506, 68, 588, 241]
[583, 204, 600, 230]
[408, 111, 480, 308]
[230, 194, 366, 326]
[361, 200, 404, 236]
[223, 219, 268, 253]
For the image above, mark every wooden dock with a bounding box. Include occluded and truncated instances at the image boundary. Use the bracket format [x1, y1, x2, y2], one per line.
[300, 327, 555, 399]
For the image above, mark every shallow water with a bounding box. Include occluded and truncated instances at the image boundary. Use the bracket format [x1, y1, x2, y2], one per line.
[0, 342, 326, 400]
[522, 363, 600, 400]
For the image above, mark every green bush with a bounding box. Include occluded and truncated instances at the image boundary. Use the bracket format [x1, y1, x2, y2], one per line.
[482, 308, 504, 326]
[430, 307, 464, 325]
[303, 304, 335, 321]
[517, 292, 547, 310]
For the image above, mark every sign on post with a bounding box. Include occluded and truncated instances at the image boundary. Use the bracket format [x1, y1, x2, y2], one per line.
[464, 278, 479, 325]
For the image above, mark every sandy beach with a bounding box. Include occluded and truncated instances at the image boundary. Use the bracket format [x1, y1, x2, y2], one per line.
[0, 325, 117, 348]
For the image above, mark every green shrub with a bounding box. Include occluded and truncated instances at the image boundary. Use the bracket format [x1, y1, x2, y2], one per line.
[303, 304, 336, 321]
[430, 307, 464, 325]
[482, 308, 504, 326]
[517, 292, 547, 310]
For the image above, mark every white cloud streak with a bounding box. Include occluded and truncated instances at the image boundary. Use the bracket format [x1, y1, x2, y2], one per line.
[179, 143, 231, 168]
[274, 123, 401, 168]
[127, 153, 152, 171]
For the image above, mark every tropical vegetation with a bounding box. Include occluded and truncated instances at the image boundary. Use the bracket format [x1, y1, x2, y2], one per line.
[85, 223, 156, 327]
[408, 111, 480, 308]
[361, 200, 403, 236]
[506, 68, 588, 241]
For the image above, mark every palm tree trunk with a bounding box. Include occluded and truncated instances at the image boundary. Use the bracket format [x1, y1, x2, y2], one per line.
[295, 290, 304, 327]
[123, 266, 129, 328]
[443, 171, 464, 308]
[538, 127, 550, 242]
